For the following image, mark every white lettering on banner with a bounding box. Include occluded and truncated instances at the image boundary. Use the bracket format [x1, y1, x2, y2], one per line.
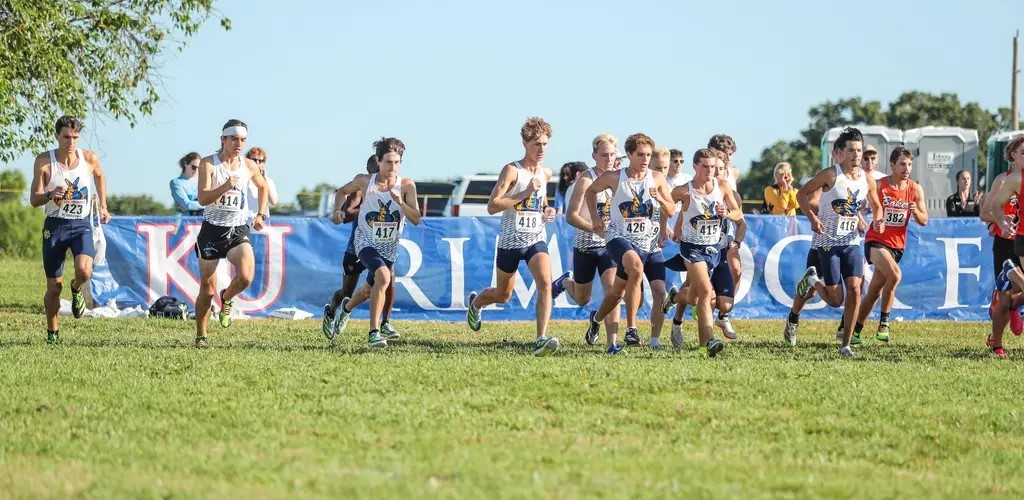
[138, 223, 292, 313]
[764, 235, 826, 310]
[394, 239, 437, 310]
[443, 237, 470, 309]
[139, 222, 202, 304]
[483, 232, 565, 310]
[937, 237, 982, 309]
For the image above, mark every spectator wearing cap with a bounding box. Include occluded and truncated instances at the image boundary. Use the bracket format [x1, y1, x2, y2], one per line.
[946, 169, 982, 217]
[170, 152, 203, 215]
[763, 162, 798, 215]
[862, 145, 887, 181]
[245, 147, 278, 217]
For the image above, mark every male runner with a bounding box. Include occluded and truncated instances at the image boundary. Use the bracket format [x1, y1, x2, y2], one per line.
[323, 154, 397, 341]
[465, 117, 561, 356]
[854, 147, 927, 343]
[332, 138, 421, 348]
[29, 116, 111, 344]
[584, 133, 675, 353]
[192, 119, 270, 348]
[783, 127, 881, 357]
[553, 133, 622, 347]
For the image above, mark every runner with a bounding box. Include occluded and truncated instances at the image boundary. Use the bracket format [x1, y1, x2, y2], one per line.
[331, 137, 420, 348]
[662, 148, 743, 355]
[583, 133, 675, 354]
[854, 147, 928, 343]
[29, 116, 111, 344]
[554, 133, 622, 348]
[323, 154, 398, 341]
[783, 127, 882, 357]
[982, 134, 1024, 357]
[465, 117, 561, 356]
[192, 119, 270, 348]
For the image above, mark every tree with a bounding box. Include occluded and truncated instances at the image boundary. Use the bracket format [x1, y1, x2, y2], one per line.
[0, 1, 231, 162]
[106, 194, 174, 215]
[271, 202, 299, 215]
[296, 182, 335, 212]
[744, 91, 1010, 200]
[0, 169, 27, 202]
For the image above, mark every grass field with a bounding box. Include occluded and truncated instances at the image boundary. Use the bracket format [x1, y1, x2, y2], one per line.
[2, 258, 1024, 498]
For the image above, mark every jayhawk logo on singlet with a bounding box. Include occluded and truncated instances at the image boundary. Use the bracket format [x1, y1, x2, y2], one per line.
[596, 198, 611, 222]
[689, 201, 720, 229]
[55, 177, 88, 207]
[514, 192, 544, 212]
[619, 185, 654, 218]
[366, 200, 401, 224]
[831, 188, 862, 216]
[1008, 195, 1020, 231]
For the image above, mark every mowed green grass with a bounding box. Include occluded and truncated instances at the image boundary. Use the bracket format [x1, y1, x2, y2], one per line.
[2, 259, 1023, 498]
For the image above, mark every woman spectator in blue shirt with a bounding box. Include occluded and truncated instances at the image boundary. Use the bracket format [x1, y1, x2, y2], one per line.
[169, 152, 202, 215]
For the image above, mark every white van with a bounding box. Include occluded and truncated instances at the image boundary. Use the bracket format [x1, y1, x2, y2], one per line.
[444, 174, 559, 217]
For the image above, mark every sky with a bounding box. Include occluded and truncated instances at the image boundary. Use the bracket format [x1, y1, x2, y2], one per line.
[3, 0, 1022, 207]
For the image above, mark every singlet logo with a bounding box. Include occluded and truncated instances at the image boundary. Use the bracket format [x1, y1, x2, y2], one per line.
[514, 192, 543, 212]
[597, 198, 611, 222]
[367, 200, 401, 224]
[689, 201, 720, 228]
[55, 177, 88, 206]
[831, 188, 862, 216]
[618, 185, 653, 218]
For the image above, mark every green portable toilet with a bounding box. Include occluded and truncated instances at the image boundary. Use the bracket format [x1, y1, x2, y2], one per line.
[986, 131, 1024, 192]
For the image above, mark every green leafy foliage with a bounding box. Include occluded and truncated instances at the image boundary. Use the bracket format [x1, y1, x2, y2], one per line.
[106, 193, 174, 215]
[0, 0, 230, 162]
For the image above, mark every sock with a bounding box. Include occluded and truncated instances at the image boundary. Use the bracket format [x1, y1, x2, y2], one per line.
[880, 311, 890, 323]
[673, 319, 683, 326]
[47, 329, 58, 335]
[854, 322, 864, 334]
[718, 312, 728, 320]
[788, 312, 800, 324]
[836, 321, 844, 332]
[69, 279, 79, 292]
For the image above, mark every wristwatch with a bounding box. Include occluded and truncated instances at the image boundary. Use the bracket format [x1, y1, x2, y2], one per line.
[256, 212, 268, 220]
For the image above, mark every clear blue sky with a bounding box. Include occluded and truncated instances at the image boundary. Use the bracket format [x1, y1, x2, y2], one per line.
[3, 0, 1022, 206]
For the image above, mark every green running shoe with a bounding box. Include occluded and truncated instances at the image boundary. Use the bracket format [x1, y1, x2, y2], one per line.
[466, 291, 481, 331]
[367, 329, 387, 348]
[381, 321, 400, 341]
[70, 283, 85, 319]
[218, 290, 232, 328]
[46, 331, 61, 345]
[875, 322, 890, 342]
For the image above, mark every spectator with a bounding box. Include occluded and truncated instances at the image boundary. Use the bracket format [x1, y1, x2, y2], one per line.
[170, 152, 202, 215]
[861, 145, 886, 181]
[763, 162, 798, 215]
[946, 169, 982, 217]
[245, 147, 278, 217]
[666, 148, 692, 188]
[554, 161, 587, 213]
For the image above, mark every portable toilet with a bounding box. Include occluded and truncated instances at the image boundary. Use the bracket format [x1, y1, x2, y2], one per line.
[902, 126, 979, 218]
[986, 131, 1024, 192]
[820, 125, 904, 174]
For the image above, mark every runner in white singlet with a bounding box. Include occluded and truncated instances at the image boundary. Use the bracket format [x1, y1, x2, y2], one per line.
[191, 119, 271, 348]
[465, 117, 561, 357]
[29, 116, 111, 344]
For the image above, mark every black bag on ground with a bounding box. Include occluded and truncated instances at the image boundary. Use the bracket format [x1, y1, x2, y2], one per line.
[149, 296, 188, 320]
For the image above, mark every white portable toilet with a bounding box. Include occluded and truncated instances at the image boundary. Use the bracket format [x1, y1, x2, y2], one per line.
[986, 130, 1024, 192]
[902, 126, 980, 218]
[820, 125, 904, 174]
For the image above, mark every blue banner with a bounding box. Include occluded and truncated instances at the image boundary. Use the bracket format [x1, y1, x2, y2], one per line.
[93, 216, 995, 320]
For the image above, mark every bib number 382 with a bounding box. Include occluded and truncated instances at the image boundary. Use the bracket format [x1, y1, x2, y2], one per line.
[883, 208, 908, 227]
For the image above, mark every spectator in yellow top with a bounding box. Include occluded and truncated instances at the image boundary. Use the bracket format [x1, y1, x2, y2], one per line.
[763, 162, 798, 215]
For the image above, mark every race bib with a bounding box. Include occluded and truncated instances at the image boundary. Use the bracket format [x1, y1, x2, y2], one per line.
[696, 219, 720, 238]
[371, 221, 399, 243]
[624, 217, 648, 236]
[217, 191, 243, 211]
[883, 207, 908, 227]
[58, 199, 87, 218]
[516, 211, 542, 233]
[836, 216, 858, 236]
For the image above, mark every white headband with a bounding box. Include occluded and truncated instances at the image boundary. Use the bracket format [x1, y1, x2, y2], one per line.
[221, 126, 247, 138]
